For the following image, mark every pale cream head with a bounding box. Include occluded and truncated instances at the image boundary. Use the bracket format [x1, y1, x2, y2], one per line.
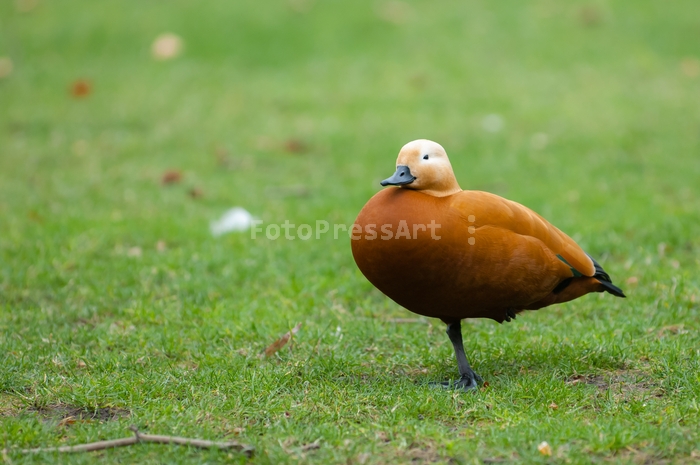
[387, 139, 462, 197]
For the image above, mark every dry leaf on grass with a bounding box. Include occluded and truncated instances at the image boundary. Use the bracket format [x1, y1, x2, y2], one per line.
[263, 323, 302, 357]
[58, 416, 77, 427]
[681, 58, 700, 78]
[0, 57, 13, 78]
[70, 80, 92, 98]
[537, 441, 552, 456]
[161, 169, 182, 185]
[284, 138, 309, 154]
[152, 33, 183, 60]
[578, 5, 602, 27]
[16, 0, 40, 13]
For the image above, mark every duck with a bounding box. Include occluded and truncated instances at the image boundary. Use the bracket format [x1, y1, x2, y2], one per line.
[351, 139, 625, 391]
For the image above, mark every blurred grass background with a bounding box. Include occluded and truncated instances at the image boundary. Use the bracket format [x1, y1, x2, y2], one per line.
[1, 0, 699, 463]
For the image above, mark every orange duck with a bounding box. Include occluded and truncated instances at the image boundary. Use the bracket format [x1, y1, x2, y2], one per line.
[351, 139, 625, 390]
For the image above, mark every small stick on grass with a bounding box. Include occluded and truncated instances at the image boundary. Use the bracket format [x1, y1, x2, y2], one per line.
[3, 426, 254, 456]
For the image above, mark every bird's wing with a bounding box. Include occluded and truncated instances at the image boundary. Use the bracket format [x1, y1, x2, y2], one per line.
[452, 190, 595, 277]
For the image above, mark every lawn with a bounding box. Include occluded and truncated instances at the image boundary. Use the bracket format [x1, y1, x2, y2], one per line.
[1, 0, 699, 463]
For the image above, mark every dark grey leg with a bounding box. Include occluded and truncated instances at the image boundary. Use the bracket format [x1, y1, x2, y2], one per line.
[446, 321, 482, 391]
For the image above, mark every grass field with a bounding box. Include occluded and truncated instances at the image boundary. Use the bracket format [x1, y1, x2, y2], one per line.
[1, 0, 700, 463]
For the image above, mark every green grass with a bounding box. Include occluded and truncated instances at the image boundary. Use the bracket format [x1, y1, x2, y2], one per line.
[1, 0, 700, 463]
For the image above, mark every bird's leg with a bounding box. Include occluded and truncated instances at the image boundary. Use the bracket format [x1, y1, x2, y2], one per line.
[445, 320, 482, 391]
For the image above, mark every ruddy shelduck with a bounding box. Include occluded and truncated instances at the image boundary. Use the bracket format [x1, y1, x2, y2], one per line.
[351, 139, 625, 391]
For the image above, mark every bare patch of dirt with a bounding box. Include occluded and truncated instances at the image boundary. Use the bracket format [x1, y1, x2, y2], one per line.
[404, 441, 456, 463]
[567, 370, 663, 398]
[603, 449, 671, 465]
[29, 404, 130, 424]
[0, 394, 23, 417]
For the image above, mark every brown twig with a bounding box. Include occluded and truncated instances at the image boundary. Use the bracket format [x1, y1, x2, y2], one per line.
[3, 426, 254, 456]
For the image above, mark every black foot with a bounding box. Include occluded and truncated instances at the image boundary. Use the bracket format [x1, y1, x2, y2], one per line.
[429, 372, 483, 392]
[504, 308, 517, 322]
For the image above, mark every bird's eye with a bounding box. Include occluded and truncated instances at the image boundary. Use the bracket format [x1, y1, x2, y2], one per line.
[423, 154, 429, 160]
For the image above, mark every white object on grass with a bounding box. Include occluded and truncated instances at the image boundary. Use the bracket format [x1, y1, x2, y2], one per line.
[210, 207, 256, 236]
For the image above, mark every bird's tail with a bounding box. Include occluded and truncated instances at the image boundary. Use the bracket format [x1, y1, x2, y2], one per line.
[587, 254, 626, 298]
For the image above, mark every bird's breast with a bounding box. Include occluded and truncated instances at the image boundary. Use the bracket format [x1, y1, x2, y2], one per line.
[351, 188, 559, 321]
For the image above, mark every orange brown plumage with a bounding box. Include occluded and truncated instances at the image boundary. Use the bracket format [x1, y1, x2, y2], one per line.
[351, 139, 625, 390]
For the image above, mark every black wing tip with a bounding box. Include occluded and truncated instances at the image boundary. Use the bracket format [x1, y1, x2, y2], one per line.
[586, 253, 626, 298]
[598, 280, 626, 298]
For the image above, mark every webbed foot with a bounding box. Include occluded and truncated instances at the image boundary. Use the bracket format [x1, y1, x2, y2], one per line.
[429, 371, 482, 392]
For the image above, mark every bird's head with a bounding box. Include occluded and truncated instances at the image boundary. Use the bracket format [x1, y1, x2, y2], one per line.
[380, 139, 462, 197]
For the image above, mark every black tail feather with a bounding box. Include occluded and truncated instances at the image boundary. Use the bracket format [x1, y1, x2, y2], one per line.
[587, 253, 626, 298]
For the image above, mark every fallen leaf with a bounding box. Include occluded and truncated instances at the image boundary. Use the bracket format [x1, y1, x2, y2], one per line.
[578, 5, 602, 27]
[0, 57, 13, 79]
[76, 359, 87, 368]
[161, 169, 182, 185]
[70, 79, 92, 98]
[548, 402, 558, 410]
[626, 276, 638, 285]
[28, 210, 42, 222]
[377, 0, 413, 24]
[284, 138, 309, 154]
[681, 57, 700, 78]
[188, 187, 203, 199]
[538, 441, 552, 456]
[263, 323, 302, 357]
[58, 416, 77, 427]
[152, 33, 183, 60]
[15, 0, 39, 13]
[214, 146, 230, 166]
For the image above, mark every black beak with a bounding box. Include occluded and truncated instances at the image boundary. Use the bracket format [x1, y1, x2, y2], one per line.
[380, 165, 416, 186]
